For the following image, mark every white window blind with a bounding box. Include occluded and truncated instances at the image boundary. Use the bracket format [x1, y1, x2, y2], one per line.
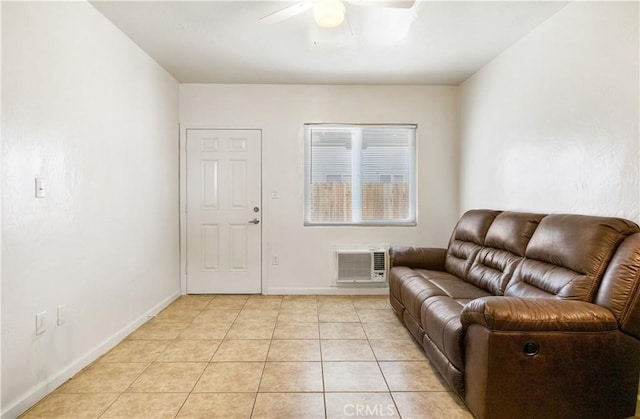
[305, 124, 416, 226]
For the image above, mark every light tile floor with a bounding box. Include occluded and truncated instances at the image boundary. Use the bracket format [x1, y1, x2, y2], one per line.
[22, 295, 473, 418]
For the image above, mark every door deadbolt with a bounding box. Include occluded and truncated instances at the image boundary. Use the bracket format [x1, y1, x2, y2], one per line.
[253, 207, 260, 213]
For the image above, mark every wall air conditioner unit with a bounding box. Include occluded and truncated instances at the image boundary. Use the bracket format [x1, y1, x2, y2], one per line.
[336, 247, 388, 285]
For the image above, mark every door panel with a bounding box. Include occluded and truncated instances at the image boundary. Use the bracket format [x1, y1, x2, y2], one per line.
[186, 129, 261, 294]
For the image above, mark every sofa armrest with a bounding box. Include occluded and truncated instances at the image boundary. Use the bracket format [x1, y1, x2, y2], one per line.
[461, 296, 618, 332]
[389, 246, 447, 270]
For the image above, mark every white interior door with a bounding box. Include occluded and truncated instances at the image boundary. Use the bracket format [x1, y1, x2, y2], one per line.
[186, 129, 262, 294]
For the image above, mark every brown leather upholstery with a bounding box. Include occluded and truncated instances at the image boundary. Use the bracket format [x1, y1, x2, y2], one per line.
[444, 210, 499, 279]
[464, 325, 640, 419]
[596, 233, 640, 339]
[464, 212, 544, 295]
[421, 297, 466, 370]
[506, 214, 638, 301]
[388, 248, 450, 327]
[389, 246, 447, 270]
[483, 212, 544, 256]
[399, 275, 446, 322]
[423, 335, 465, 395]
[462, 297, 618, 332]
[466, 248, 522, 295]
[388, 209, 640, 419]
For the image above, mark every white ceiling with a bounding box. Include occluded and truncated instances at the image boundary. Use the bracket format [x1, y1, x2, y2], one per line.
[90, 1, 568, 85]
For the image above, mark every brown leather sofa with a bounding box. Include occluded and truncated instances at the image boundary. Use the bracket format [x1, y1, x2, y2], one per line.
[389, 210, 640, 419]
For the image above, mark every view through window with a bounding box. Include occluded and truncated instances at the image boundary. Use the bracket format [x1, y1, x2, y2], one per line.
[304, 124, 416, 226]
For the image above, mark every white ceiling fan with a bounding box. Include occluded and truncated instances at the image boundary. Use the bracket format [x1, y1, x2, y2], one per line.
[259, 0, 416, 29]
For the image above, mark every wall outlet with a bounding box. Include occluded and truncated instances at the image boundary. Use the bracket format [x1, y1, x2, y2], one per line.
[35, 311, 47, 335]
[35, 178, 46, 198]
[57, 305, 66, 325]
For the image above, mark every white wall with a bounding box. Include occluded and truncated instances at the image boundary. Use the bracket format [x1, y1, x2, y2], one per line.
[460, 1, 639, 222]
[2, 2, 180, 416]
[180, 84, 460, 294]
[0, 1, 4, 412]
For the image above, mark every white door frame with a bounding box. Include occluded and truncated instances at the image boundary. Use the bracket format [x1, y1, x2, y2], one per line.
[179, 124, 266, 295]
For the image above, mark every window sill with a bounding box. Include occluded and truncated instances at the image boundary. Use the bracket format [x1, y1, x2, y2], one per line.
[304, 222, 417, 227]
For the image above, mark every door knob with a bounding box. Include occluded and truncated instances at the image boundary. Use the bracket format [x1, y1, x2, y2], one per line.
[248, 218, 260, 224]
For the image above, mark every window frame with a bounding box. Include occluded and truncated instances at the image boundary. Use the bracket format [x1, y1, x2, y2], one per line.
[304, 123, 417, 227]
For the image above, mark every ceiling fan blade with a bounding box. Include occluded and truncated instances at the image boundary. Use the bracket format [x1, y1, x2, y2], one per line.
[347, 0, 415, 8]
[344, 15, 355, 37]
[259, 2, 312, 24]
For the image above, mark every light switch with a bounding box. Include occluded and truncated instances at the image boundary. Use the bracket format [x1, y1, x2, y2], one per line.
[35, 178, 46, 198]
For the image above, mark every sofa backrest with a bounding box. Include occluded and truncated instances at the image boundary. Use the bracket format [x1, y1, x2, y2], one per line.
[504, 214, 639, 301]
[446, 210, 640, 302]
[466, 212, 544, 295]
[444, 210, 500, 280]
[596, 233, 640, 339]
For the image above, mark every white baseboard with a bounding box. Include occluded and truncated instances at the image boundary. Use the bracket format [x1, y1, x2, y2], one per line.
[266, 287, 389, 296]
[2, 290, 181, 419]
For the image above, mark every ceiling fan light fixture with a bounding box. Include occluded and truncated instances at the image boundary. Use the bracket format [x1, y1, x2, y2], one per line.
[313, 0, 346, 28]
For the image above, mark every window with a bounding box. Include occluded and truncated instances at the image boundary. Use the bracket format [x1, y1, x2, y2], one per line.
[305, 124, 416, 226]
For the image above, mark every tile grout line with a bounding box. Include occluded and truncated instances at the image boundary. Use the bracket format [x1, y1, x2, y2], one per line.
[163, 296, 210, 418]
[319, 314, 328, 419]
[96, 299, 200, 419]
[364, 298, 404, 419]
[182, 295, 252, 418]
[248, 297, 275, 418]
[180, 297, 221, 416]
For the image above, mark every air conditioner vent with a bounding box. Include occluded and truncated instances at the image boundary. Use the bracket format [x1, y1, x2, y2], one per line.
[335, 247, 388, 286]
[338, 253, 372, 281]
[373, 251, 386, 271]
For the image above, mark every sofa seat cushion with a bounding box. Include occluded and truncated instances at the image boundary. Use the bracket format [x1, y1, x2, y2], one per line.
[421, 296, 467, 371]
[389, 266, 422, 307]
[425, 277, 492, 301]
[399, 270, 491, 322]
[423, 335, 465, 396]
[399, 274, 448, 321]
[413, 279, 489, 372]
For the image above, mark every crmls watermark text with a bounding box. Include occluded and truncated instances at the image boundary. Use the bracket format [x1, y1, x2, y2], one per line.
[343, 403, 396, 417]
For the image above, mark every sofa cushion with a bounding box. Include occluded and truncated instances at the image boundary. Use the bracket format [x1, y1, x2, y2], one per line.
[419, 281, 490, 373]
[444, 210, 500, 280]
[425, 277, 491, 301]
[466, 248, 523, 296]
[506, 214, 639, 301]
[506, 260, 587, 299]
[422, 335, 465, 396]
[484, 212, 544, 256]
[463, 212, 542, 295]
[449, 209, 501, 245]
[389, 266, 421, 307]
[445, 241, 482, 281]
[399, 271, 453, 321]
[421, 296, 466, 371]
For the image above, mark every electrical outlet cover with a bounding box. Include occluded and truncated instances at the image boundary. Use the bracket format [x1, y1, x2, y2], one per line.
[36, 311, 47, 335]
[57, 305, 65, 325]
